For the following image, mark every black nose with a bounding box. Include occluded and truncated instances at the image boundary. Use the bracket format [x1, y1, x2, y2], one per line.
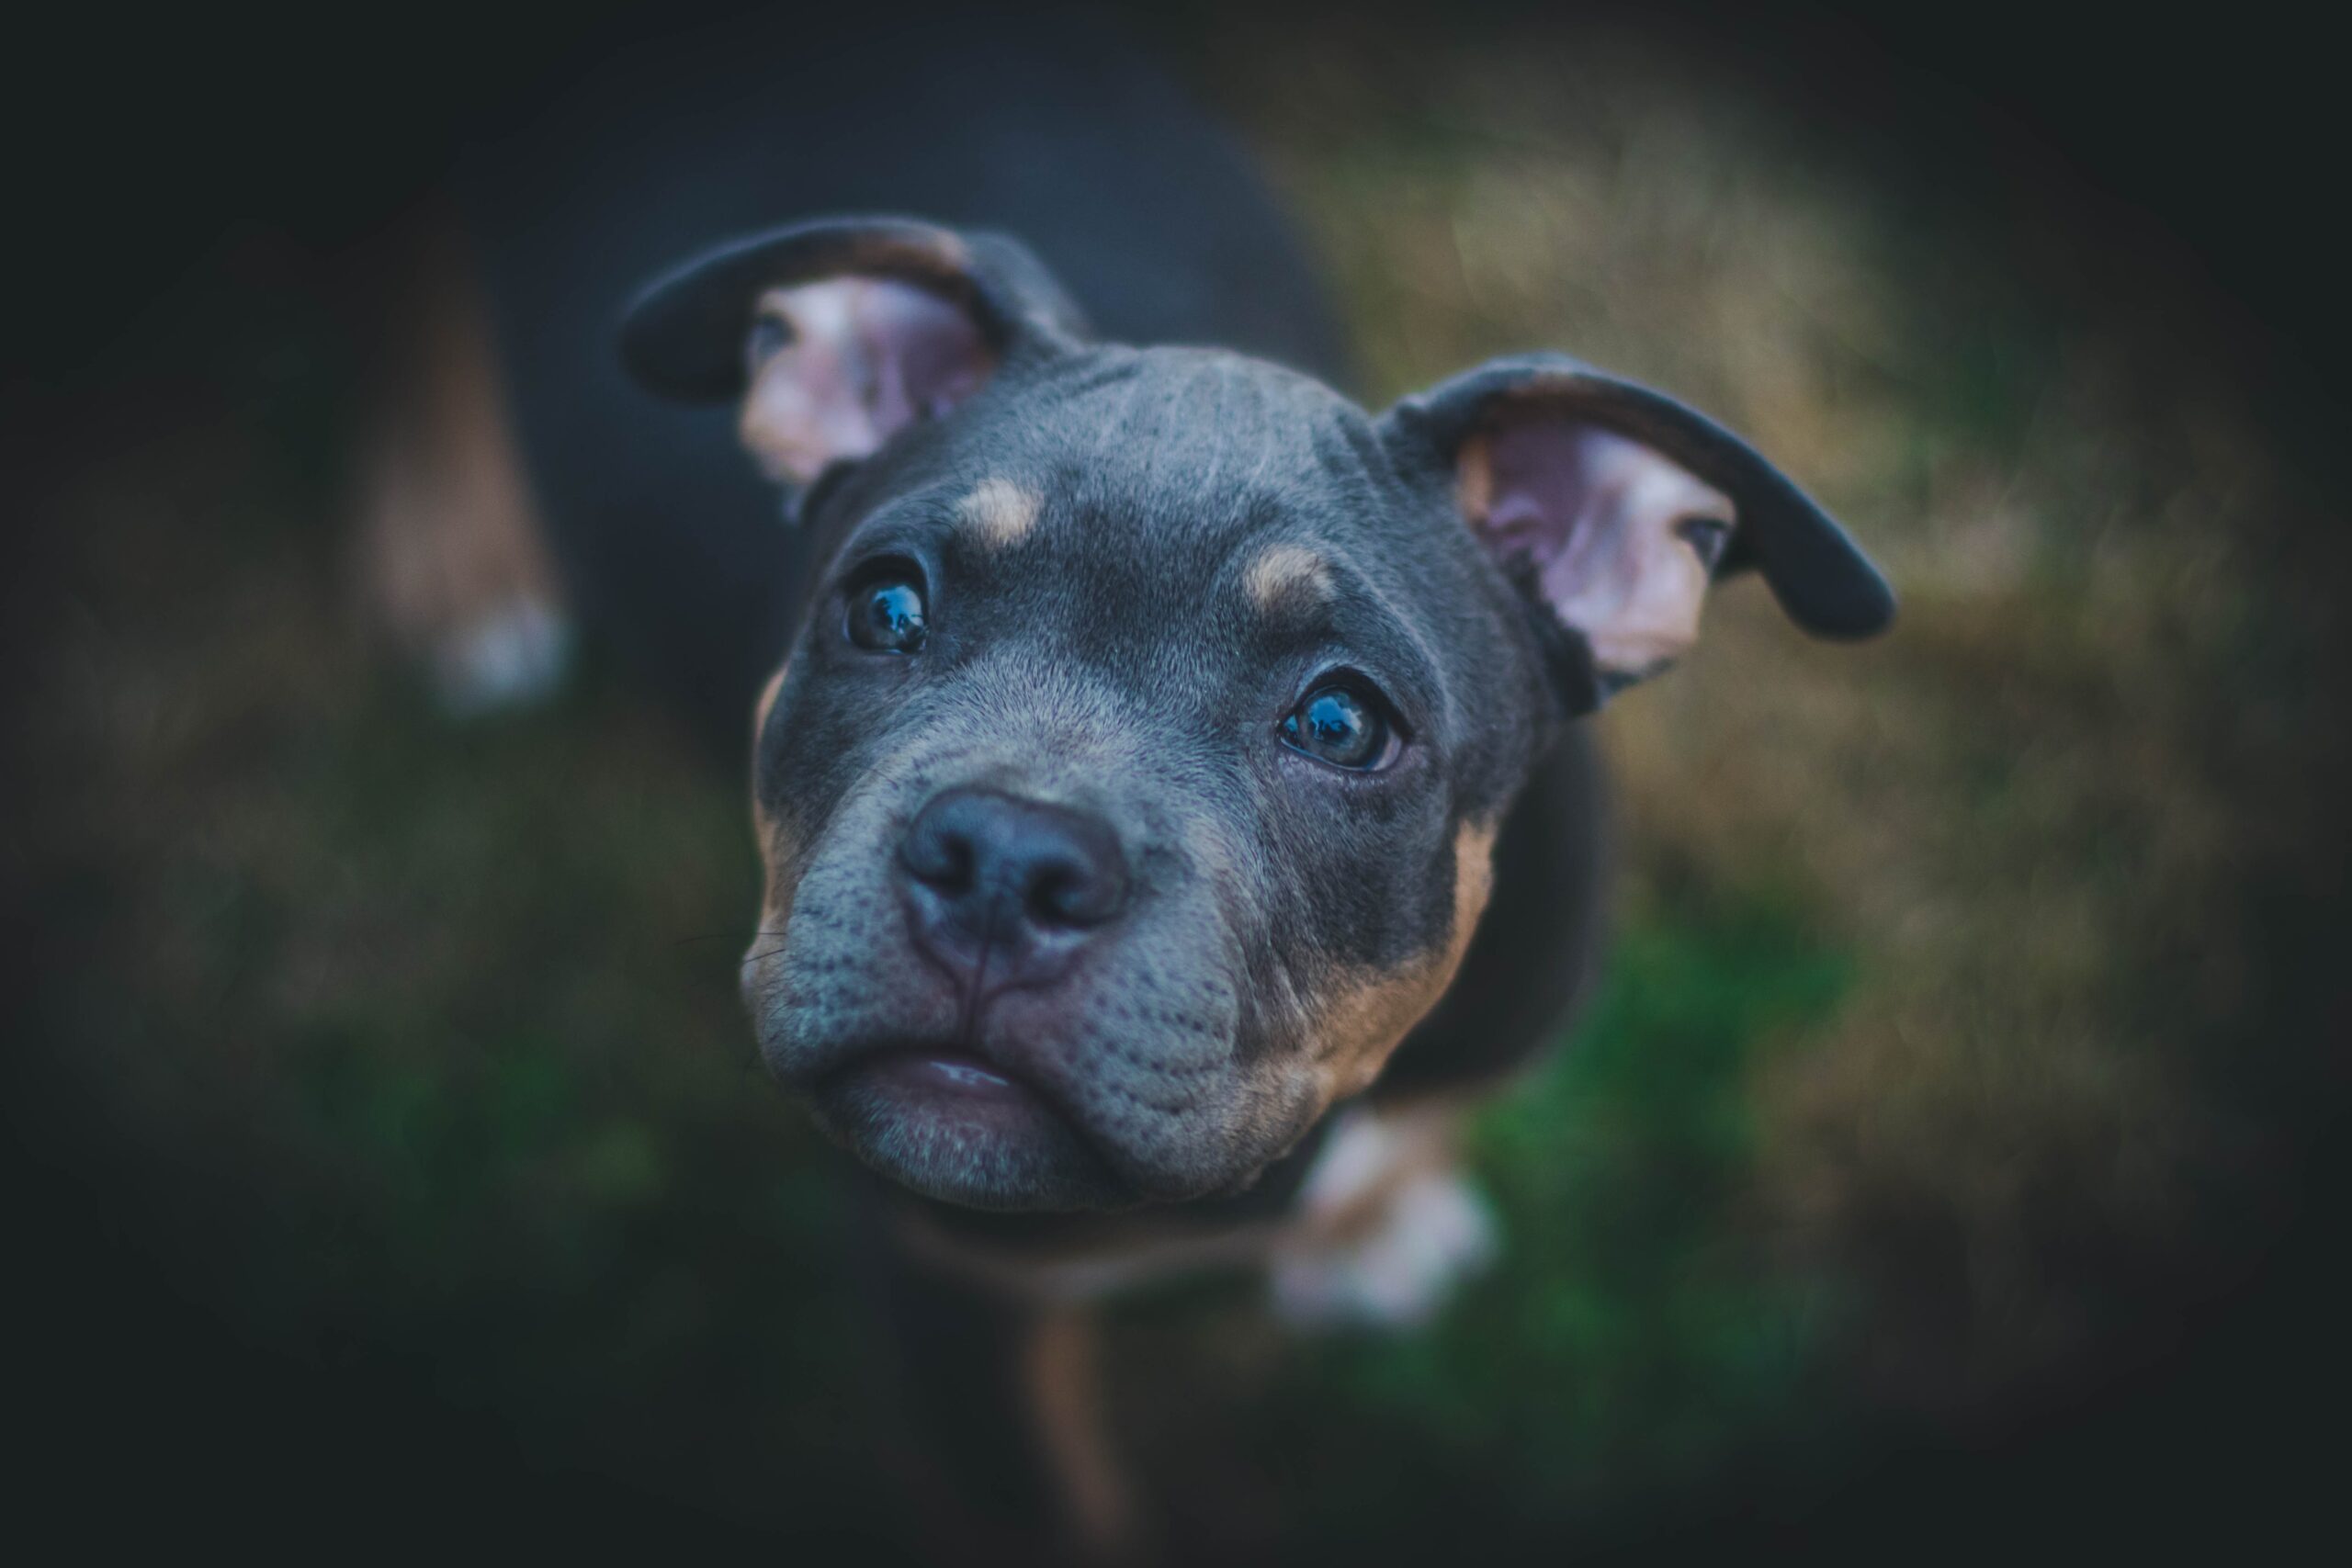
[899, 787, 1129, 987]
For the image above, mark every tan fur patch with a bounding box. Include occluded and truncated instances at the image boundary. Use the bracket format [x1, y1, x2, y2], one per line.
[743, 660, 806, 1002]
[742, 808, 807, 1017]
[831, 225, 972, 281]
[1454, 431, 1495, 524]
[896, 1200, 1291, 1304]
[755, 815, 806, 935]
[1023, 1306, 1134, 1558]
[1244, 543, 1335, 611]
[748, 661, 788, 834]
[752, 663, 786, 743]
[1311, 818, 1498, 1101]
[956, 477, 1042, 548]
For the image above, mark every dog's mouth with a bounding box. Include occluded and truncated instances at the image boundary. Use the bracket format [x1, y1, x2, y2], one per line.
[808, 1041, 1135, 1211]
[829, 1046, 1046, 1127]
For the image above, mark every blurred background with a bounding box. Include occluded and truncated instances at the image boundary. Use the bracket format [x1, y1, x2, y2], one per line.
[6, 0, 2346, 1557]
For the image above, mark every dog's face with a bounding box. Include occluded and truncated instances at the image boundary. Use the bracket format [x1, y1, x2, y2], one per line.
[622, 219, 1892, 1212]
[737, 349, 1540, 1212]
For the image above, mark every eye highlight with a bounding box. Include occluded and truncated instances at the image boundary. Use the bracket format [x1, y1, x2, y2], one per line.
[1280, 680, 1402, 772]
[844, 565, 929, 655]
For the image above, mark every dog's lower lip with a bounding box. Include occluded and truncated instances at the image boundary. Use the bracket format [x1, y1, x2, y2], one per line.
[810, 1043, 1060, 1123]
[803, 1040, 1135, 1211]
[865, 1050, 1023, 1100]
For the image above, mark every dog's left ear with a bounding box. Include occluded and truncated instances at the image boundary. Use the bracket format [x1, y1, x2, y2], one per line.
[619, 215, 1090, 485]
[1381, 354, 1894, 711]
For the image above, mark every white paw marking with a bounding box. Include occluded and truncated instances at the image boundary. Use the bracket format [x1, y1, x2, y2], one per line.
[1269, 1110, 1499, 1331]
[430, 593, 572, 716]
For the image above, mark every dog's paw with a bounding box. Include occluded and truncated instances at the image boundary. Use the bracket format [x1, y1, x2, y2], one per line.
[425, 593, 573, 717]
[1269, 1113, 1498, 1331]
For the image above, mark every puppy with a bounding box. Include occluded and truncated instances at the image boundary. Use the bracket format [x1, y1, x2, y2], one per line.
[615, 216, 1891, 1551]
[365, 16, 1892, 1556]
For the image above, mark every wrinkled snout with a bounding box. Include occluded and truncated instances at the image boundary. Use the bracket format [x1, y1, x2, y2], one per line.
[761, 761, 1288, 1212]
[898, 786, 1129, 994]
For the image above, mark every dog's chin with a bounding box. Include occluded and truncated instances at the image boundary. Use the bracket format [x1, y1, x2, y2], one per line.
[807, 1050, 1140, 1212]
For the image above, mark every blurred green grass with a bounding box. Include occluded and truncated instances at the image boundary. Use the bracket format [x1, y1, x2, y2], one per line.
[17, 14, 2344, 1553]
[1305, 893, 1856, 1508]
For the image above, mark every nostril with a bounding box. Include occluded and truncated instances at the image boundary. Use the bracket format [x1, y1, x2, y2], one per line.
[900, 787, 1129, 943]
[901, 821, 975, 893]
[1027, 854, 1124, 928]
[1027, 864, 1083, 926]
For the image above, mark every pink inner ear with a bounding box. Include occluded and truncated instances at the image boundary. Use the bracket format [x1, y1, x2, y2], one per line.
[737, 278, 996, 483]
[1467, 420, 1737, 677]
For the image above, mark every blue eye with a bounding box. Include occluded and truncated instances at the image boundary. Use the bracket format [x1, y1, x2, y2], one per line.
[846, 572, 928, 654]
[1280, 682, 1396, 771]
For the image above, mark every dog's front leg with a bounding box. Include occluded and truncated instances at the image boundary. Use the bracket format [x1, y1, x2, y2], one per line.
[857, 1210, 1137, 1562]
[347, 207, 571, 716]
[1268, 1102, 1499, 1331]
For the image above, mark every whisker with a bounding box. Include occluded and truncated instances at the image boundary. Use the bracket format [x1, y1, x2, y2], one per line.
[666, 929, 792, 958]
[666, 930, 788, 949]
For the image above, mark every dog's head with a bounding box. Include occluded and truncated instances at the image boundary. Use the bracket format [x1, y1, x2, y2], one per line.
[621, 217, 1892, 1212]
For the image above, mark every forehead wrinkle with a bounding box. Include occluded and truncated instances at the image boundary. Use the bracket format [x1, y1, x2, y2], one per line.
[1042, 346, 1350, 516]
[959, 347, 1458, 721]
[1097, 349, 1156, 437]
[1198, 355, 1294, 503]
[1186, 356, 1238, 499]
[1236, 370, 1289, 492]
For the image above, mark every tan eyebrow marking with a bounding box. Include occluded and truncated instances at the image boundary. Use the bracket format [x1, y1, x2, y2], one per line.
[1244, 543, 1335, 612]
[957, 477, 1042, 548]
[741, 659, 803, 1021]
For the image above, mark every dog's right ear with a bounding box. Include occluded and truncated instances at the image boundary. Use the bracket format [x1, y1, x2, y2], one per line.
[619, 216, 1089, 485]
